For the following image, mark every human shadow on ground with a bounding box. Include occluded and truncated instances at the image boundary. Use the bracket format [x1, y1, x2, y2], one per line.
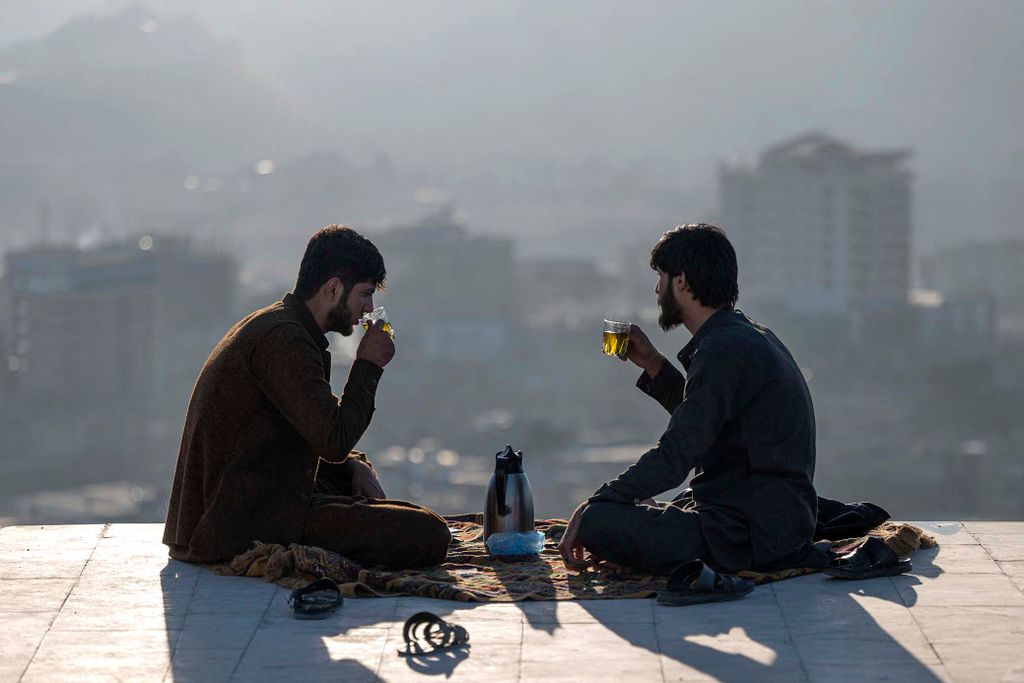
[445, 532, 951, 680]
[160, 559, 501, 681]
[576, 554, 947, 683]
[159, 529, 947, 680]
[161, 562, 393, 682]
[492, 551, 562, 634]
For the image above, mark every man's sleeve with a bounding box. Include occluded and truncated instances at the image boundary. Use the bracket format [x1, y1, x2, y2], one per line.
[589, 339, 761, 505]
[636, 360, 687, 414]
[249, 323, 383, 464]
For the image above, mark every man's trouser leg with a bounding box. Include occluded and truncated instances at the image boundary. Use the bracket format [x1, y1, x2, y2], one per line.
[577, 500, 707, 575]
[302, 494, 451, 569]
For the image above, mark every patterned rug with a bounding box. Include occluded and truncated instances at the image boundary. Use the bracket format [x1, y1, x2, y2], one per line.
[212, 514, 936, 602]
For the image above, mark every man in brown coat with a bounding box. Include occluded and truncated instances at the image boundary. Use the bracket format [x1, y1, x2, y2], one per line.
[163, 225, 451, 567]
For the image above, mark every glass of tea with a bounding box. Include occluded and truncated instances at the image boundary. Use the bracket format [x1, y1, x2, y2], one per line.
[360, 307, 395, 340]
[602, 319, 630, 359]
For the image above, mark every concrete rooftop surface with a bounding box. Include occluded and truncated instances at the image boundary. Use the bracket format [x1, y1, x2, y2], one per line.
[1, 522, 1023, 682]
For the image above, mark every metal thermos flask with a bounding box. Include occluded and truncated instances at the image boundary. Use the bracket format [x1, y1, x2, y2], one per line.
[483, 445, 535, 539]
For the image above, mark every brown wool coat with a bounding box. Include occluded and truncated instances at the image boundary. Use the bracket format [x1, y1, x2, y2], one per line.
[163, 293, 383, 563]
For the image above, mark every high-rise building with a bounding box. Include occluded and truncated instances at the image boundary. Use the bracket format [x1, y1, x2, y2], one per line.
[720, 132, 913, 314]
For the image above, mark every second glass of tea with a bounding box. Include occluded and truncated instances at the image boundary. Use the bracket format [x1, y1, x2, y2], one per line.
[602, 319, 630, 359]
[360, 307, 395, 340]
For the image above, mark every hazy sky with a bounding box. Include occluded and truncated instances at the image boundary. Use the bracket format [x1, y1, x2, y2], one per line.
[4, 0, 1023, 247]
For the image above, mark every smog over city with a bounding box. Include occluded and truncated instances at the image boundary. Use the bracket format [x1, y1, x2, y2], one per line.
[1, 0, 1022, 525]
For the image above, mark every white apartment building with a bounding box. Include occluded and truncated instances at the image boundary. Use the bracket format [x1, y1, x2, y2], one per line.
[720, 132, 912, 314]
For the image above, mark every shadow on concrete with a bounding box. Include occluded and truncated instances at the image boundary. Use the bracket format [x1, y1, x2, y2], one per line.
[156, 540, 949, 680]
[577, 559, 947, 683]
[161, 563, 389, 682]
[495, 554, 561, 635]
[906, 544, 944, 579]
[400, 643, 472, 677]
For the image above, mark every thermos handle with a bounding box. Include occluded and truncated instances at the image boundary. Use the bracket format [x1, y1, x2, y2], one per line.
[495, 460, 510, 516]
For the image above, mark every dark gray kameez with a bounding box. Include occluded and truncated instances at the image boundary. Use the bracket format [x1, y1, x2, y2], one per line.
[585, 309, 822, 573]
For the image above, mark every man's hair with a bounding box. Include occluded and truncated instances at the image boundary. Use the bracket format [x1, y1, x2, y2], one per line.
[293, 225, 386, 300]
[649, 223, 739, 309]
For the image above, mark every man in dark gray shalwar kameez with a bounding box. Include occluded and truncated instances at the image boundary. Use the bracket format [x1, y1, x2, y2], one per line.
[558, 223, 827, 576]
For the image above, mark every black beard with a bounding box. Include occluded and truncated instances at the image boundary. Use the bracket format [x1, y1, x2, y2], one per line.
[658, 287, 685, 331]
[326, 300, 355, 336]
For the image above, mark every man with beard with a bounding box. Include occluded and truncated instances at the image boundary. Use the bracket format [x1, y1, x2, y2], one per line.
[558, 223, 824, 583]
[163, 225, 451, 568]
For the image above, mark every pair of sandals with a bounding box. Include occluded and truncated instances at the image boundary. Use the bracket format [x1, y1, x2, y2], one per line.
[396, 612, 470, 657]
[656, 537, 912, 606]
[288, 565, 754, 614]
[287, 579, 469, 656]
[287, 564, 756, 613]
[824, 536, 913, 579]
[657, 560, 755, 606]
[290, 538, 910, 618]
[287, 578, 345, 619]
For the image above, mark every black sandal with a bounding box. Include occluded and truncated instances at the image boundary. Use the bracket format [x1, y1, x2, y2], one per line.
[287, 578, 343, 620]
[825, 536, 912, 579]
[397, 612, 470, 656]
[657, 560, 755, 606]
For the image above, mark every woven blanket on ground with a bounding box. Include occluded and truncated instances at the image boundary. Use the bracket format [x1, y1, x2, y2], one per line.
[211, 514, 936, 602]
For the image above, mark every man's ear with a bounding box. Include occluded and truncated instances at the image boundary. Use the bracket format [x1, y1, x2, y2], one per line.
[675, 274, 688, 293]
[324, 277, 345, 303]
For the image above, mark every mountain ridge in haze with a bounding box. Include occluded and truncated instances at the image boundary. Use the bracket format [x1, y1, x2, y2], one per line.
[0, 5, 318, 168]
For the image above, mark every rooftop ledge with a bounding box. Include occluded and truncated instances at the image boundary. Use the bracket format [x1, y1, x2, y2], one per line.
[1, 522, 1023, 682]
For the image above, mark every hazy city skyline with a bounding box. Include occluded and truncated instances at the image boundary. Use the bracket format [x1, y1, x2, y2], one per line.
[2, 1, 1023, 261]
[1, 2, 1022, 526]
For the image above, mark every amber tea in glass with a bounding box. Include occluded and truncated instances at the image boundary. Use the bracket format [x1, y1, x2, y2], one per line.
[602, 319, 630, 359]
[360, 307, 395, 340]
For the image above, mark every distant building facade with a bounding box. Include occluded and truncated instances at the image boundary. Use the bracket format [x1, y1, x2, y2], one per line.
[720, 132, 913, 315]
[921, 239, 1024, 314]
[370, 209, 518, 363]
[3, 236, 236, 406]
[909, 289, 996, 361]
